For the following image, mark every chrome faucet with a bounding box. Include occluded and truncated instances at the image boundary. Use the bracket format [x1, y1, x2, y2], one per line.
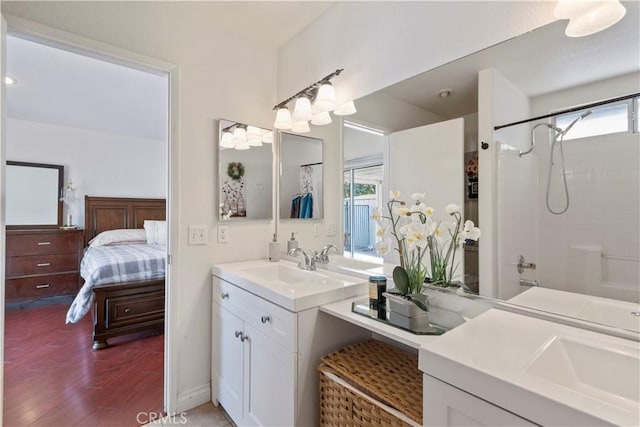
[317, 244, 339, 264]
[288, 248, 316, 271]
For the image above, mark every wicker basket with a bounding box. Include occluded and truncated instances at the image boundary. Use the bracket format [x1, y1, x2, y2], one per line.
[319, 339, 422, 427]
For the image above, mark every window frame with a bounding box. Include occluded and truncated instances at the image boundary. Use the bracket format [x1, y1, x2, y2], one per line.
[552, 98, 635, 142]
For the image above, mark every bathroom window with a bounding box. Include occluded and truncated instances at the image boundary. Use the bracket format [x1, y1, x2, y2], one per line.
[554, 101, 630, 141]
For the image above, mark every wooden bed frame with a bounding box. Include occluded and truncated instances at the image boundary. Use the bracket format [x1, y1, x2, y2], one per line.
[84, 196, 166, 350]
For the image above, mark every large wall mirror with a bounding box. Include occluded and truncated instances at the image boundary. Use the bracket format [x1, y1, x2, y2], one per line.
[279, 132, 324, 220]
[344, 7, 640, 337]
[6, 161, 64, 228]
[217, 119, 274, 221]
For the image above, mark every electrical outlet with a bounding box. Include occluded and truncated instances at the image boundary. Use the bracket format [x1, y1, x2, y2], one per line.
[313, 223, 321, 237]
[217, 225, 229, 243]
[326, 221, 337, 237]
[188, 226, 208, 245]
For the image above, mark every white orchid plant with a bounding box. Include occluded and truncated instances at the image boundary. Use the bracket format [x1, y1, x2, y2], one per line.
[373, 191, 481, 308]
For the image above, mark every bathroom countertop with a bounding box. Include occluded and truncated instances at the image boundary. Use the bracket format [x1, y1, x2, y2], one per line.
[320, 296, 439, 350]
[419, 309, 640, 426]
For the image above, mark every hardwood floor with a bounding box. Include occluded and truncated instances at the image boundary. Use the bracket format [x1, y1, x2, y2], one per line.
[3, 300, 164, 427]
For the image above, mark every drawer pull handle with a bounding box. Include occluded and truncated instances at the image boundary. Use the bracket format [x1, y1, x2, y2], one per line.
[240, 334, 249, 342]
[36, 284, 50, 289]
[37, 242, 51, 246]
[124, 308, 131, 314]
[37, 263, 51, 267]
[221, 292, 229, 299]
[261, 315, 271, 324]
[235, 331, 243, 339]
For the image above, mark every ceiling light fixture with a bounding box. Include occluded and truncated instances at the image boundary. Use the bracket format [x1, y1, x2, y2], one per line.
[438, 89, 453, 98]
[273, 68, 356, 132]
[554, 0, 626, 37]
[4, 76, 17, 85]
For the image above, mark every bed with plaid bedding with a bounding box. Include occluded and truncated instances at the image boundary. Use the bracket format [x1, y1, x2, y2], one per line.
[65, 243, 166, 324]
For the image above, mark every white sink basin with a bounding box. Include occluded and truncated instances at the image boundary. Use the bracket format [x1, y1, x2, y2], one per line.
[212, 260, 368, 312]
[526, 336, 639, 405]
[508, 287, 640, 333]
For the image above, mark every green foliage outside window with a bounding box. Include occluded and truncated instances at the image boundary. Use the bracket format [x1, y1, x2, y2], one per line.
[344, 183, 376, 198]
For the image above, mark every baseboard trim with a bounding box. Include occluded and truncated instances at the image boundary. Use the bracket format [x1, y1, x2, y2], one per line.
[176, 383, 211, 412]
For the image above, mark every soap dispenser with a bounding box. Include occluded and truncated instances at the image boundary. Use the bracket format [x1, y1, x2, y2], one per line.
[268, 233, 280, 262]
[287, 232, 299, 252]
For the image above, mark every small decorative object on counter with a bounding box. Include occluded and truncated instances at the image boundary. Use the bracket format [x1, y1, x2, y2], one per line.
[287, 232, 298, 252]
[368, 276, 387, 320]
[268, 233, 280, 262]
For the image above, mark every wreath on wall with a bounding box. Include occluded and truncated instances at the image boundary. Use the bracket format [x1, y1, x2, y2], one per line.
[227, 162, 245, 180]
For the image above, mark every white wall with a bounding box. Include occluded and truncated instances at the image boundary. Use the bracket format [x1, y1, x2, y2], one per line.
[7, 118, 166, 227]
[531, 73, 640, 302]
[1, 1, 277, 412]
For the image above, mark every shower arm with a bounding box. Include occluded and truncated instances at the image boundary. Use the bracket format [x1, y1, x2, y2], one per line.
[519, 123, 560, 157]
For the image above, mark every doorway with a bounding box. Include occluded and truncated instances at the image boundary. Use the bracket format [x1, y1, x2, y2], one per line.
[1, 25, 175, 425]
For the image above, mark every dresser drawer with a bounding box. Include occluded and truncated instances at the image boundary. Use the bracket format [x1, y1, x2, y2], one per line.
[5, 273, 78, 301]
[6, 231, 81, 256]
[213, 276, 296, 352]
[6, 253, 79, 277]
[105, 291, 165, 329]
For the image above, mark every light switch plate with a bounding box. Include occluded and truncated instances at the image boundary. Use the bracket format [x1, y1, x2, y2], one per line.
[313, 223, 321, 237]
[217, 225, 229, 243]
[188, 226, 208, 245]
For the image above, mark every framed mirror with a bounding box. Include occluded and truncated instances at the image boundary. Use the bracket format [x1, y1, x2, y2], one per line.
[279, 132, 324, 220]
[343, 10, 640, 336]
[217, 119, 274, 221]
[6, 161, 64, 228]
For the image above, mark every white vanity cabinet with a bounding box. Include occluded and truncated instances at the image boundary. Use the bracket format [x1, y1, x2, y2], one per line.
[423, 375, 536, 426]
[212, 277, 296, 427]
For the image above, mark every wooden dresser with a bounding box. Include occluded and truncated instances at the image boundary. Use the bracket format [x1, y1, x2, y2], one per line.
[6, 229, 84, 303]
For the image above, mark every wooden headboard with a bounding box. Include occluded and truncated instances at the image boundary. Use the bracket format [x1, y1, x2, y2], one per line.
[84, 196, 166, 246]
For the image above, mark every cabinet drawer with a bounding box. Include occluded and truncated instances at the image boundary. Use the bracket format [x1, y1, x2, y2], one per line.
[105, 291, 165, 330]
[213, 277, 296, 352]
[5, 273, 78, 301]
[6, 253, 79, 277]
[6, 232, 81, 256]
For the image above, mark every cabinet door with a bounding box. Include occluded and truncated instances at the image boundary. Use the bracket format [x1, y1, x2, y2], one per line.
[214, 304, 245, 424]
[424, 375, 536, 426]
[243, 323, 296, 427]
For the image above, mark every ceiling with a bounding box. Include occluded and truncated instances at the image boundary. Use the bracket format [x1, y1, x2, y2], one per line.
[4, 2, 333, 140]
[373, 1, 640, 120]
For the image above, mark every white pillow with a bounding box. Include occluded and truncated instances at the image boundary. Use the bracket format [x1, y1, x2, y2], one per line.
[144, 220, 167, 245]
[89, 229, 147, 247]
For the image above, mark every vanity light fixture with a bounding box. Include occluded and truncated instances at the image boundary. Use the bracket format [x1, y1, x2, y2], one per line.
[273, 68, 356, 132]
[555, 0, 626, 37]
[4, 75, 17, 85]
[221, 122, 273, 150]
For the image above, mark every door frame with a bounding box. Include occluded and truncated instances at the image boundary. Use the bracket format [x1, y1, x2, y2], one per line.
[0, 14, 180, 412]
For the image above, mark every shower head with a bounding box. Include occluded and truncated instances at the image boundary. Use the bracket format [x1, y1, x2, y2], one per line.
[560, 110, 592, 136]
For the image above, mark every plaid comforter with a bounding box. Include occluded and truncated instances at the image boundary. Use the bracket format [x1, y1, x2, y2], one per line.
[65, 244, 166, 324]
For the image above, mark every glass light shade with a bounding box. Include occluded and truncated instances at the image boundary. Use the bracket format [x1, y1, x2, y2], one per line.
[261, 130, 274, 143]
[564, 1, 626, 37]
[234, 143, 250, 150]
[292, 96, 312, 122]
[273, 107, 293, 130]
[313, 83, 336, 113]
[220, 131, 235, 148]
[292, 120, 310, 133]
[246, 126, 263, 146]
[333, 100, 357, 115]
[232, 127, 247, 146]
[311, 111, 332, 126]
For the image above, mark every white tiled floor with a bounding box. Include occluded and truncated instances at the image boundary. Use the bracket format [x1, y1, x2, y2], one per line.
[143, 402, 235, 427]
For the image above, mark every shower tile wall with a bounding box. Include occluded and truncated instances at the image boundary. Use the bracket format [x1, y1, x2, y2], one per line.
[531, 74, 639, 303]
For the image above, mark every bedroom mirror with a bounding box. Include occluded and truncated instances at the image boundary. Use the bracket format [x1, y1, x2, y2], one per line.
[344, 10, 639, 337]
[217, 119, 274, 221]
[279, 132, 324, 220]
[6, 161, 63, 228]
